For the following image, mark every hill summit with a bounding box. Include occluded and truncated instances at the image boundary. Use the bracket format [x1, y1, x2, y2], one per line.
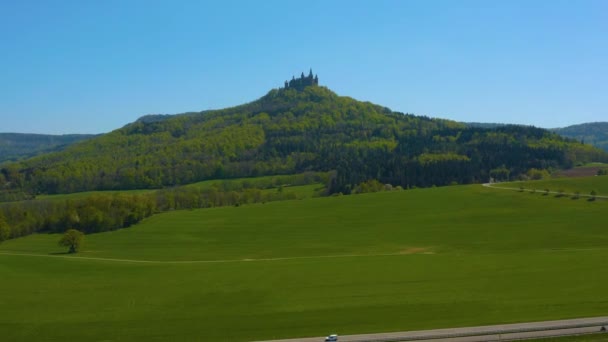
[1, 75, 607, 196]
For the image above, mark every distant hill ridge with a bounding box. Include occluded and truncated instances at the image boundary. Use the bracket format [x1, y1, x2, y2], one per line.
[551, 122, 608, 152]
[0, 133, 96, 163]
[1, 72, 607, 195]
[464, 122, 608, 152]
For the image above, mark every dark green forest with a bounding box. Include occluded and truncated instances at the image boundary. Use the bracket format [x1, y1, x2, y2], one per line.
[1, 86, 606, 198]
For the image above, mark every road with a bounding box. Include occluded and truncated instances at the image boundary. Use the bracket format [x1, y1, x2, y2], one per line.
[256, 316, 608, 342]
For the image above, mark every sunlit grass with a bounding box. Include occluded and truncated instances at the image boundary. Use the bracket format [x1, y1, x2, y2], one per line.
[1, 182, 608, 341]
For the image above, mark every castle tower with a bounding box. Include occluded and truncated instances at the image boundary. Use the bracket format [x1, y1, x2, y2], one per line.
[283, 70, 319, 90]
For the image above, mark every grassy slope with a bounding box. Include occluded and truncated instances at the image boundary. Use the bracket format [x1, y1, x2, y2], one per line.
[34, 177, 323, 202]
[35, 188, 155, 201]
[2, 182, 608, 341]
[505, 175, 608, 195]
[260, 183, 323, 199]
[576, 163, 608, 168]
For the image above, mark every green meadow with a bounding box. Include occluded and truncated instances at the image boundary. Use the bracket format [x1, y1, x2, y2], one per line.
[506, 175, 608, 196]
[35, 188, 155, 201]
[2, 180, 608, 341]
[34, 172, 325, 203]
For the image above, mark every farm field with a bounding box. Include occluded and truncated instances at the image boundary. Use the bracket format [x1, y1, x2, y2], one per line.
[33, 173, 325, 203]
[504, 175, 608, 196]
[35, 188, 155, 201]
[260, 183, 323, 199]
[2, 181, 608, 341]
[554, 163, 608, 178]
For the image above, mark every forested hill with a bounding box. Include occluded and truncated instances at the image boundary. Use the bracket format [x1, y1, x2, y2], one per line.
[1, 86, 606, 195]
[0, 133, 96, 163]
[552, 122, 608, 152]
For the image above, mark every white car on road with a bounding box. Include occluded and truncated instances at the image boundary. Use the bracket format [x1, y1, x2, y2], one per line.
[324, 334, 338, 342]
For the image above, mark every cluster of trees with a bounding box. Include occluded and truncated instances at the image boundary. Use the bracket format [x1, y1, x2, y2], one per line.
[0, 172, 327, 241]
[0, 193, 155, 239]
[1, 86, 607, 199]
[0, 189, 34, 202]
[598, 168, 608, 176]
[351, 179, 402, 194]
[526, 168, 551, 180]
[0, 214, 10, 243]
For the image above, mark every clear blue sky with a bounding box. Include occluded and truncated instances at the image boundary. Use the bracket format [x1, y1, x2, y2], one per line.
[1, 0, 607, 134]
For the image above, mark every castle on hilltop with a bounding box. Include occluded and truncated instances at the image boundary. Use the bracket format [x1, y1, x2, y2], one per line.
[283, 69, 319, 91]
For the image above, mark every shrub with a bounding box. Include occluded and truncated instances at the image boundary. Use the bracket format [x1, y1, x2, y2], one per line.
[590, 190, 597, 201]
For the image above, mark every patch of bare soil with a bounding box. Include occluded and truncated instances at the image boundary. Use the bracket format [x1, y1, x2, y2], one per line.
[554, 167, 600, 178]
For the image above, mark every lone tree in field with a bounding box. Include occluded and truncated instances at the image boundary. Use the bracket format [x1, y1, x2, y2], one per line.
[58, 229, 84, 253]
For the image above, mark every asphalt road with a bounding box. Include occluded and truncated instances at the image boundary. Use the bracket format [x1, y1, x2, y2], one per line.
[257, 316, 608, 342]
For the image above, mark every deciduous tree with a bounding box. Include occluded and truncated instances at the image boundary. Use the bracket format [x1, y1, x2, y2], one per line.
[0, 215, 9, 242]
[58, 229, 84, 253]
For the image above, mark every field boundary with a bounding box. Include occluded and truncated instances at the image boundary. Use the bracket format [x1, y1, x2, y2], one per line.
[0, 250, 424, 264]
[482, 183, 608, 200]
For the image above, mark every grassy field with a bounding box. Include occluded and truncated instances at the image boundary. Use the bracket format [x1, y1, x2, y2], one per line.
[2, 180, 608, 341]
[505, 175, 608, 196]
[576, 163, 608, 168]
[260, 183, 324, 199]
[34, 175, 324, 202]
[35, 188, 155, 201]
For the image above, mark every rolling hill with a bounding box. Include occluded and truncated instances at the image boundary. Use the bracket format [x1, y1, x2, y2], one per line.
[1, 76, 606, 197]
[552, 122, 608, 152]
[465, 122, 608, 153]
[0, 133, 95, 163]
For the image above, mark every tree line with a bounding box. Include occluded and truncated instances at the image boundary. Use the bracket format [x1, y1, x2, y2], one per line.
[0, 172, 327, 242]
